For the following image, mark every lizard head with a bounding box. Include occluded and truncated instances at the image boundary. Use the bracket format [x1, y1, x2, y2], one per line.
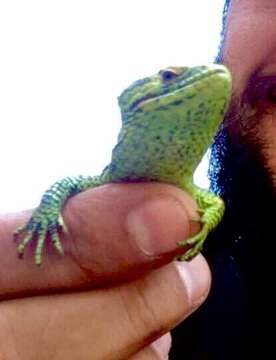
[118, 65, 231, 125]
[113, 65, 231, 184]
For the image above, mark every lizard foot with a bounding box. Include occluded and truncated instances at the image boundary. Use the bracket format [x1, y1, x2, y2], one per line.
[175, 186, 225, 261]
[176, 226, 208, 261]
[14, 210, 66, 266]
[13, 175, 102, 266]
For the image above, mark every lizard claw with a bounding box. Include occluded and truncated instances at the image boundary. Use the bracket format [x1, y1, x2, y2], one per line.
[58, 214, 68, 233]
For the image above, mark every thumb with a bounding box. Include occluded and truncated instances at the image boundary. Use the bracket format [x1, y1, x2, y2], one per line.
[1, 182, 201, 299]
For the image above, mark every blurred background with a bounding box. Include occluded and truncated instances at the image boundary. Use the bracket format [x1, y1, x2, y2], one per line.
[0, 0, 224, 212]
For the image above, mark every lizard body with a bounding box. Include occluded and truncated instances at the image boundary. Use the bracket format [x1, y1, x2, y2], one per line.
[14, 64, 232, 265]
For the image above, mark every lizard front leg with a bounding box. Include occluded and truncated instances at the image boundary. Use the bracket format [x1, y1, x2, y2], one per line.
[177, 186, 225, 261]
[14, 175, 104, 265]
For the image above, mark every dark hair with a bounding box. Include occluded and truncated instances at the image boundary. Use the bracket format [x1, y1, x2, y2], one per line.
[216, 0, 232, 62]
[222, 0, 231, 30]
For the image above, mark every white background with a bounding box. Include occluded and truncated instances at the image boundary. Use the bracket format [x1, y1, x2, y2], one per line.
[0, 0, 224, 213]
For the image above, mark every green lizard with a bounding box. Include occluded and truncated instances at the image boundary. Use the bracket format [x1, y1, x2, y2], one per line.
[14, 64, 232, 265]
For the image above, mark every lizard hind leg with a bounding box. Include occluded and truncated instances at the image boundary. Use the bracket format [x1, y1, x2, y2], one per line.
[177, 186, 225, 261]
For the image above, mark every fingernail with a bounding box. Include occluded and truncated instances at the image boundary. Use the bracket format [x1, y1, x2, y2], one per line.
[175, 255, 211, 313]
[127, 197, 191, 257]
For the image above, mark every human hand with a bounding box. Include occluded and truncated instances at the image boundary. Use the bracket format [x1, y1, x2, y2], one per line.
[0, 183, 211, 359]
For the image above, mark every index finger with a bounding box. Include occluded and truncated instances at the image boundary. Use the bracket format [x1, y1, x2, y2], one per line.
[0, 183, 200, 300]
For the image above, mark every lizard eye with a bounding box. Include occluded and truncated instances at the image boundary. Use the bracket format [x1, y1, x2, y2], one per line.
[160, 69, 178, 82]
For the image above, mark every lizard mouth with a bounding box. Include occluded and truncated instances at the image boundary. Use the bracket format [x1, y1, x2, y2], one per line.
[129, 93, 158, 112]
[129, 67, 227, 112]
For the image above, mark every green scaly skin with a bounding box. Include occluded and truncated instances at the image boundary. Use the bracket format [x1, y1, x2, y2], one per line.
[14, 65, 232, 265]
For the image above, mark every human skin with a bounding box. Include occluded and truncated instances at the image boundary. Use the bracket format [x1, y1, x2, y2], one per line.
[0, 183, 211, 359]
[222, 0, 276, 173]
